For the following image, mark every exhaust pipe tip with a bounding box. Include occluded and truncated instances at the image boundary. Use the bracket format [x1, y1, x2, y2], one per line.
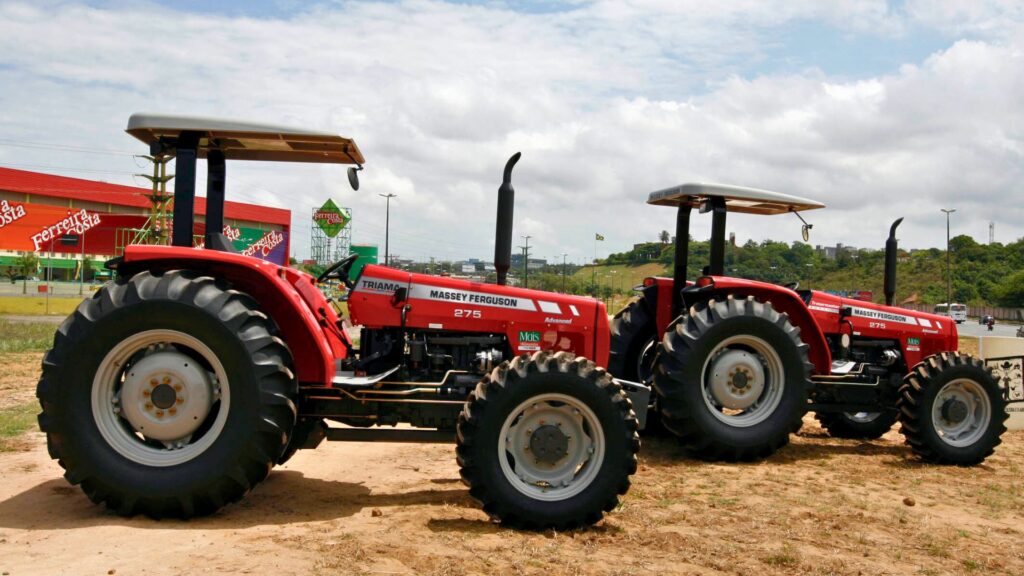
[884, 217, 903, 306]
[494, 153, 521, 286]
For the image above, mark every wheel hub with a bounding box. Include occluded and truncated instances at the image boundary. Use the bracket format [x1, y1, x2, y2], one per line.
[940, 398, 969, 424]
[150, 383, 177, 409]
[709, 349, 766, 410]
[529, 424, 569, 464]
[119, 348, 217, 444]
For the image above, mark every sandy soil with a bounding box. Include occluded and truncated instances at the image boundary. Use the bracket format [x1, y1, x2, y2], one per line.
[0, 352, 42, 410]
[1, 357, 1022, 575]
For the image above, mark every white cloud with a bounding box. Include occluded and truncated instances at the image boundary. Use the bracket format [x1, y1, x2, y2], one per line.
[0, 0, 1022, 263]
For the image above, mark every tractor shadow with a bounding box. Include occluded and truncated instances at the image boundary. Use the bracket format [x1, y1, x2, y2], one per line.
[638, 434, 908, 468]
[0, 470, 474, 531]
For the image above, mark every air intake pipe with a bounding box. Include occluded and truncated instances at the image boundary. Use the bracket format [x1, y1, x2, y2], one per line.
[494, 152, 520, 286]
[884, 217, 903, 306]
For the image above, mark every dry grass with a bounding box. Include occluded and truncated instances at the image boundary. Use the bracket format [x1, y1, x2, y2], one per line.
[0, 296, 83, 316]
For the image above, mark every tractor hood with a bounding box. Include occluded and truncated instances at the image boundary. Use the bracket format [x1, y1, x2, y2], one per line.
[347, 264, 611, 365]
[805, 291, 958, 354]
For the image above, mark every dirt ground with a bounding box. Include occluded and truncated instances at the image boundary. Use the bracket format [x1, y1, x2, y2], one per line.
[1, 355, 1022, 576]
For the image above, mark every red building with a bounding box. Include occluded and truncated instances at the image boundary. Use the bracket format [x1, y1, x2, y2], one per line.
[0, 167, 291, 278]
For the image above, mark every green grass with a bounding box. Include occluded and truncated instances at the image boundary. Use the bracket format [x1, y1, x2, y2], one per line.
[0, 320, 57, 352]
[0, 296, 84, 316]
[0, 402, 37, 451]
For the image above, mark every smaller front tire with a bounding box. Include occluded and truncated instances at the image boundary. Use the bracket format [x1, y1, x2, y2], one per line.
[897, 353, 1007, 465]
[456, 352, 639, 530]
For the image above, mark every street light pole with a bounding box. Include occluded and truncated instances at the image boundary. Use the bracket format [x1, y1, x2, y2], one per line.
[520, 235, 532, 288]
[562, 253, 568, 292]
[941, 208, 956, 307]
[379, 193, 397, 266]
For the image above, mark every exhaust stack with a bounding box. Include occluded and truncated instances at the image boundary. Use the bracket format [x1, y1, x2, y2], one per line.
[884, 217, 903, 306]
[494, 152, 521, 286]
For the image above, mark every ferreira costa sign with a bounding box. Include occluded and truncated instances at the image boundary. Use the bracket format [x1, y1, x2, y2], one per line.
[0, 200, 27, 229]
[313, 199, 350, 238]
[31, 209, 102, 250]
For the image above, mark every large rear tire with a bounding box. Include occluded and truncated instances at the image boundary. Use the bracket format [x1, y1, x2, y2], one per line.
[609, 297, 666, 433]
[456, 351, 639, 530]
[897, 352, 1007, 465]
[654, 295, 811, 461]
[609, 298, 657, 384]
[815, 410, 898, 440]
[37, 270, 296, 518]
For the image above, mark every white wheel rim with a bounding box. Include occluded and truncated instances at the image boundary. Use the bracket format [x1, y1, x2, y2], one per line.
[91, 329, 230, 467]
[844, 412, 882, 423]
[498, 393, 605, 502]
[931, 378, 991, 448]
[701, 334, 785, 428]
[636, 337, 657, 384]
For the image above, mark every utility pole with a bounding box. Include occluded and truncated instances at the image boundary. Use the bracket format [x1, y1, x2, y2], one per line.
[379, 193, 397, 266]
[941, 208, 956, 307]
[518, 235, 532, 288]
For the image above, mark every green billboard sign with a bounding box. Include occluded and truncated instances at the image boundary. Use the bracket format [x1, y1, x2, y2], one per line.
[313, 199, 350, 238]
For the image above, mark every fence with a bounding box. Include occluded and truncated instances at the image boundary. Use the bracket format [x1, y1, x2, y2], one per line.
[900, 303, 1024, 322]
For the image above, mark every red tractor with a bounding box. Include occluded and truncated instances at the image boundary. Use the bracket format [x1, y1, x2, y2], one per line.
[37, 115, 641, 529]
[609, 184, 1017, 463]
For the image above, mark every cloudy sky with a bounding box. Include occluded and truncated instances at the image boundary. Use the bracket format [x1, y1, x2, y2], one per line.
[0, 0, 1022, 264]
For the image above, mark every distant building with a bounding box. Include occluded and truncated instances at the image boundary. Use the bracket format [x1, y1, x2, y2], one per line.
[815, 243, 858, 260]
[510, 253, 547, 270]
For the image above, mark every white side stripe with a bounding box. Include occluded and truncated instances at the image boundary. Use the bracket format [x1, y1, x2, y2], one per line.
[569, 304, 580, 316]
[538, 300, 562, 314]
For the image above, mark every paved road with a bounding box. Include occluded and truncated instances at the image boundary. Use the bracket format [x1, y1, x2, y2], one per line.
[957, 320, 1023, 339]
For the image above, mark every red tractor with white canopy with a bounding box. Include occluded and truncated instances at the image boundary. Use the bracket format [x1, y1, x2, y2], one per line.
[609, 183, 1017, 463]
[36, 114, 641, 529]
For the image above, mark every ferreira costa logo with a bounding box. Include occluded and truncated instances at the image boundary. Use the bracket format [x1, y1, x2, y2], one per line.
[0, 200, 27, 229]
[31, 209, 101, 250]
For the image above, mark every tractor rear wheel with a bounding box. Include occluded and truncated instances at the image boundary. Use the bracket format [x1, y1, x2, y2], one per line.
[654, 295, 812, 461]
[609, 297, 666, 433]
[456, 351, 639, 530]
[37, 270, 296, 518]
[815, 410, 898, 440]
[897, 352, 1007, 465]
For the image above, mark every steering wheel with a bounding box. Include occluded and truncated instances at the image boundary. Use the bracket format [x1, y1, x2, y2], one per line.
[783, 281, 800, 290]
[317, 254, 359, 288]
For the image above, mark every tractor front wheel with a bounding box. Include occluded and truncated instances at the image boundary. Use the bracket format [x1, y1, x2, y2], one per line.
[897, 353, 1007, 465]
[456, 351, 639, 530]
[654, 295, 812, 461]
[37, 270, 296, 518]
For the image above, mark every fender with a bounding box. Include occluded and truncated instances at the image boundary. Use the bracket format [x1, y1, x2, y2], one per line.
[704, 276, 832, 374]
[116, 245, 336, 384]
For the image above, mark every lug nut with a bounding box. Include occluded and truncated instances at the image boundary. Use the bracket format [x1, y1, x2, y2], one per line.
[155, 410, 164, 418]
[169, 408, 177, 415]
[173, 384, 182, 392]
[162, 376, 171, 384]
[150, 379, 158, 387]
[143, 389, 151, 397]
[176, 397, 184, 405]
[145, 402, 153, 410]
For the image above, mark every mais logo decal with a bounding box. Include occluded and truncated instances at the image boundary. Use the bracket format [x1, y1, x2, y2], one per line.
[518, 331, 541, 343]
[907, 337, 920, 346]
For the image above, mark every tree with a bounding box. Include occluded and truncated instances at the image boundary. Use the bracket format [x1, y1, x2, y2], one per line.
[15, 252, 39, 295]
[994, 269, 1024, 307]
[659, 230, 670, 244]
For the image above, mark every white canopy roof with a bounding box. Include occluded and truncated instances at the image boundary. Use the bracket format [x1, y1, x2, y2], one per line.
[647, 182, 824, 214]
[126, 113, 364, 164]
